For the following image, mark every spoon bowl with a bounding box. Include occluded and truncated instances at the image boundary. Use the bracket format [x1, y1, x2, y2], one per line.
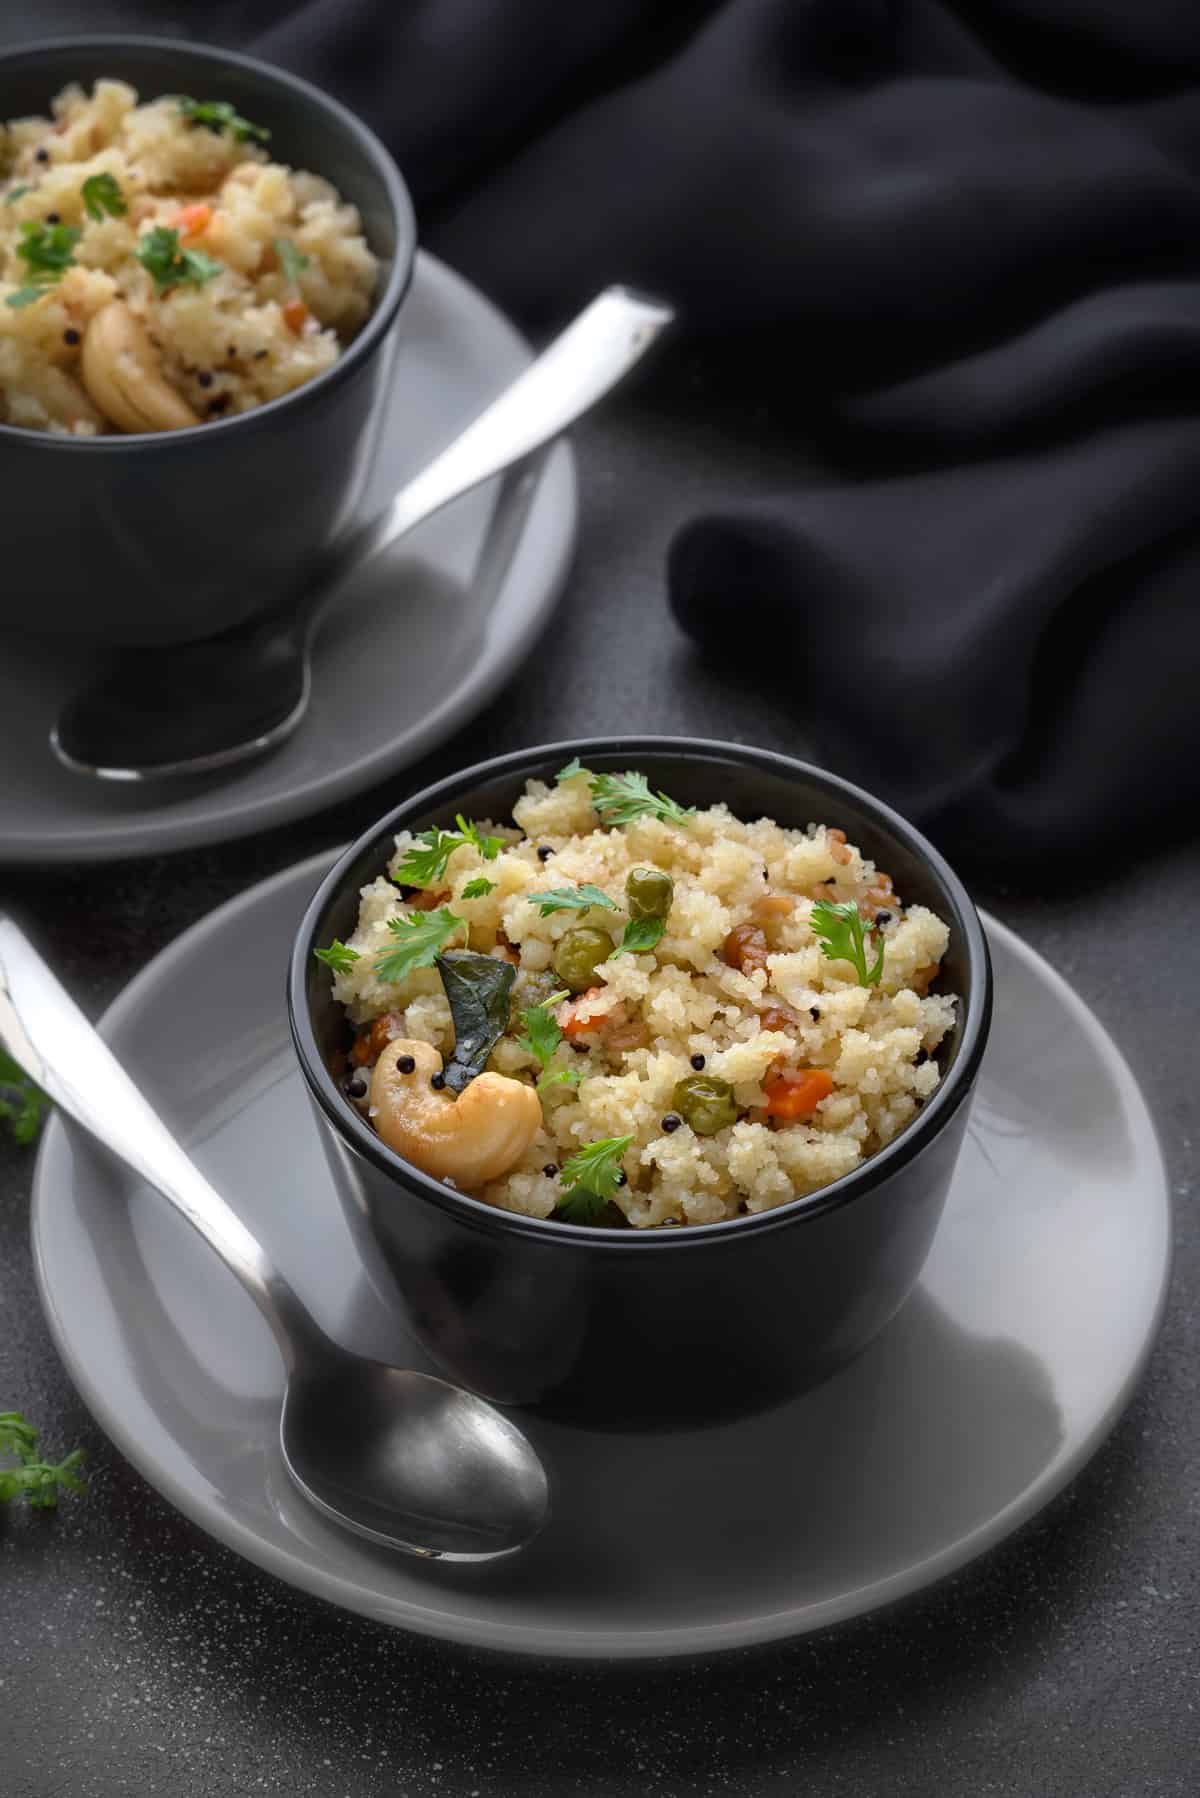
[0, 913, 549, 1560]
[282, 1357, 548, 1558]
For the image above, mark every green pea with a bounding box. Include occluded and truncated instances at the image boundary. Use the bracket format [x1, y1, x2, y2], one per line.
[625, 866, 675, 921]
[672, 1073, 738, 1136]
[552, 925, 614, 994]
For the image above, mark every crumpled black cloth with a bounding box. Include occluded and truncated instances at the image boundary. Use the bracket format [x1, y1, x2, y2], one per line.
[11, 1, 1200, 871]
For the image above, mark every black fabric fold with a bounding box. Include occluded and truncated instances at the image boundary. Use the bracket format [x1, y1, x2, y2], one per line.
[668, 421, 1200, 870]
[7, 0, 1200, 872]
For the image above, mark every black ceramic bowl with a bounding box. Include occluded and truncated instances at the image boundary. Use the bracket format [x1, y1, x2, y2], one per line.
[289, 739, 993, 1427]
[0, 35, 415, 646]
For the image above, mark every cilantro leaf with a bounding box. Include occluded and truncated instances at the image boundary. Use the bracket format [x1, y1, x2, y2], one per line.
[136, 226, 222, 290]
[8, 220, 79, 303]
[0, 1049, 50, 1145]
[313, 939, 359, 975]
[374, 907, 463, 983]
[393, 827, 463, 888]
[455, 815, 502, 861]
[556, 757, 592, 782]
[619, 915, 666, 955]
[555, 1135, 633, 1222]
[809, 899, 885, 987]
[532, 884, 617, 917]
[0, 1411, 86, 1511]
[3, 184, 32, 205]
[589, 770, 694, 829]
[177, 97, 270, 145]
[81, 172, 127, 221]
[461, 877, 496, 899]
[273, 235, 309, 284]
[0, 1413, 39, 1458]
[537, 1065, 581, 1096]
[517, 990, 569, 1070]
[393, 819, 500, 888]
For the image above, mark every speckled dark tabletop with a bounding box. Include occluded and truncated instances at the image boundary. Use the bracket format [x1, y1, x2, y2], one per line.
[1, 345, 1197, 1796]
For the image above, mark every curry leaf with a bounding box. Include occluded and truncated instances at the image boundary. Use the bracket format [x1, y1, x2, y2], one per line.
[436, 951, 516, 1094]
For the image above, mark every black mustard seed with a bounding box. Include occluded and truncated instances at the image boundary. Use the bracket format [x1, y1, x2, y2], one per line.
[397, 1054, 416, 1074]
[690, 1053, 706, 1070]
[430, 1072, 446, 1091]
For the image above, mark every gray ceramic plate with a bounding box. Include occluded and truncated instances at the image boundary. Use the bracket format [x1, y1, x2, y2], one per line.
[30, 854, 1170, 1660]
[0, 255, 576, 866]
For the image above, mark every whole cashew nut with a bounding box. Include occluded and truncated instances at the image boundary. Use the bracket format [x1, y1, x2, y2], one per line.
[80, 300, 199, 434]
[369, 1038, 543, 1189]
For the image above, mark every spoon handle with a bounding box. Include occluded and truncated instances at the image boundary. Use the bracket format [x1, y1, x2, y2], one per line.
[339, 284, 675, 569]
[0, 915, 318, 1369]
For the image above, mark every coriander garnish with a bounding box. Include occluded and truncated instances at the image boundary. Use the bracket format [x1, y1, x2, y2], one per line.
[555, 1135, 633, 1223]
[5, 218, 79, 307]
[136, 226, 223, 290]
[81, 172, 127, 221]
[455, 816, 503, 860]
[589, 770, 694, 828]
[313, 939, 359, 975]
[516, 990, 581, 1094]
[809, 899, 885, 988]
[619, 915, 666, 954]
[393, 827, 462, 888]
[0, 1049, 50, 1144]
[461, 877, 497, 899]
[3, 183, 32, 205]
[177, 97, 270, 145]
[555, 757, 592, 782]
[374, 907, 464, 983]
[0, 1411, 86, 1511]
[273, 235, 309, 285]
[532, 884, 617, 917]
[393, 818, 502, 888]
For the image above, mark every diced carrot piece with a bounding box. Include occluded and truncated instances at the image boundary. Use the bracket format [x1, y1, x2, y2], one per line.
[762, 1067, 834, 1120]
[826, 827, 852, 866]
[174, 202, 212, 239]
[560, 990, 606, 1037]
[283, 297, 309, 334]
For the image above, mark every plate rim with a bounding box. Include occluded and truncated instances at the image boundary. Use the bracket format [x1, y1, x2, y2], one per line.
[0, 254, 578, 866]
[29, 853, 1173, 1661]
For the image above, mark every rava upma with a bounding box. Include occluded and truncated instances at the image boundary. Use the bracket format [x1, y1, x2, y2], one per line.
[316, 764, 959, 1229]
[0, 80, 377, 435]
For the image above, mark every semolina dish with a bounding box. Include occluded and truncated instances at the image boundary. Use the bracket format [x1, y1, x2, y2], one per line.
[0, 80, 378, 435]
[317, 764, 960, 1229]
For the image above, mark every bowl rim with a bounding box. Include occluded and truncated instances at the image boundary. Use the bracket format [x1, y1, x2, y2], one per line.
[288, 736, 994, 1249]
[0, 32, 416, 450]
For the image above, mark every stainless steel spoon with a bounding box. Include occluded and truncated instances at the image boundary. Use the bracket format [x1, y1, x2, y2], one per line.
[52, 285, 675, 781]
[0, 914, 549, 1561]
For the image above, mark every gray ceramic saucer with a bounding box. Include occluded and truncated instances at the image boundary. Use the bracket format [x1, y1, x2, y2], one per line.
[30, 854, 1170, 1660]
[0, 255, 576, 866]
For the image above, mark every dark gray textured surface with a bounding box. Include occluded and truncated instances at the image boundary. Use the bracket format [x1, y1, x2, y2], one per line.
[1, 351, 1197, 1795]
